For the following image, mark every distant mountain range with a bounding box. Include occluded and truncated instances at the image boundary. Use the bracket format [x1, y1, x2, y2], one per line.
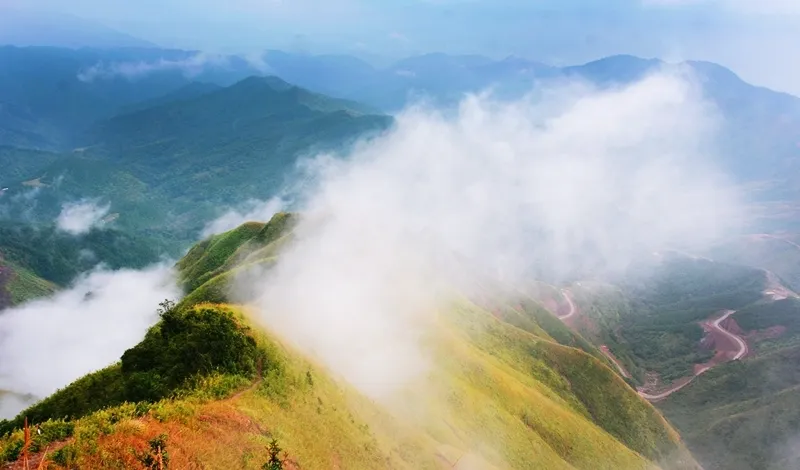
[0, 9, 156, 49]
[2, 45, 800, 309]
[2, 46, 799, 213]
[0, 69, 390, 299]
[2, 43, 800, 470]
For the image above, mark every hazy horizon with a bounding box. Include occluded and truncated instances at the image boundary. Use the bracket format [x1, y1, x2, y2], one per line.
[2, 0, 800, 96]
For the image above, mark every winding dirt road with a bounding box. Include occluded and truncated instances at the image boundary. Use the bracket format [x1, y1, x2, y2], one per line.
[637, 376, 696, 401]
[557, 289, 576, 320]
[599, 345, 632, 379]
[713, 310, 747, 361]
[550, 290, 748, 401]
[637, 309, 748, 401]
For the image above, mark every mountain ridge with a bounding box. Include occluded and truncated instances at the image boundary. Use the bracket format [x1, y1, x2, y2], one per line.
[0, 215, 702, 469]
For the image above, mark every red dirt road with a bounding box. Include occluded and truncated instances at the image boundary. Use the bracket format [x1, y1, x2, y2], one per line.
[599, 345, 632, 378]
[550, 291, 748, 401]
[556, 289, 576, 320]
[637, 310, 748, 401]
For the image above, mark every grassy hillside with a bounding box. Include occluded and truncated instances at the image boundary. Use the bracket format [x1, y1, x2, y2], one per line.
[0, 217, 700, 469]
[656, 298, 800, 470]
[1, 259, 57, 306]
[561, 256, 800, 469]
[660, 343, 800, 470]
[0, 303, 698, 469]
[570, 257, 767, 382]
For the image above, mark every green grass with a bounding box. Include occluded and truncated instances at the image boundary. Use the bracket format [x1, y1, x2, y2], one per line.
[736, 298, 800, 334]
[0, 221, 163, 287]
[2, 301, 696, 469]
[177, 222, 266, 291]
[0, 302, 270, 436]
[443, 300, 688, 467]
[570, 259, 767, 382]
[4, 260, 57, 305]
[177, 212, 297, 294]
[660, 343, 800, 470]
[0, 219, 702, 469]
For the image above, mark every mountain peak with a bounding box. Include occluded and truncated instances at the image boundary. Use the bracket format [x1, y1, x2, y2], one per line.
[232, 75, 294, 93]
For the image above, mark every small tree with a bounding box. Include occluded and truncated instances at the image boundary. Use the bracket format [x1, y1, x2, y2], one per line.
[157, 299, 177, 317]
[262, 439, 283, 470]
[136, 434, 169, 470]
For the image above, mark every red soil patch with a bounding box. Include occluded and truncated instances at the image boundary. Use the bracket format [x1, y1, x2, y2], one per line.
[722, 318, 745, 336]
[541, 297, 560, 315]
[639, 311, 749, 401]
[697, 314, 747, 372]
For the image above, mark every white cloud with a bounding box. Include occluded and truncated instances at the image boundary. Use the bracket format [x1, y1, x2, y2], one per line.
[77, 52, 231, 82]
[201, 197, 285, 238]
[241, 51, 273, 74]
[237, 68, 744, 402]
[0, 265, 179, 418]
[56, 200, 110, 235]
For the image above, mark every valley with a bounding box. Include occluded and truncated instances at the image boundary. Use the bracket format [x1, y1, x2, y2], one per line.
[543, 257, 800, 470]
[0, 215, 702, 469]
[0, 32, 799, 470]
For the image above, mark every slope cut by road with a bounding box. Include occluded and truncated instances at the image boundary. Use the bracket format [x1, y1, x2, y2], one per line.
[637, 309, 748, 401]
[557, 289, 577, 320]
[599, 345, 632, 379]
[550, 290, 747, 400]
[711, 310, 747, 361]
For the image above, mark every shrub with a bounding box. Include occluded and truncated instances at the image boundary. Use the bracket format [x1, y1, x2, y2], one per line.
[121, 304, 266, 402]
[50, 443, 78, 467]
[0, 303, 267, 439]
[136, 433, 169, 469]
[262, 438, 284, 470]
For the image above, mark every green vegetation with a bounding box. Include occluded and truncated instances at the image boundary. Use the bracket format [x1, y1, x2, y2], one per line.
[651, 296, 800, 470]
[565, 258, 800, 469]
[177, 212, 296, 306]
[660, 343, 800, 470]
[0, 75, 391, 267]
[0, 301, 269, 435]
[573, 258, 767, 381]
[177, 222, 267, 291]
[121, 300, 266, 402]
[0, 221, 162, 291]
[83, 76, 391, 211]
[709, 237, 800, 289]
[3, 259, 57, 305]
[0, 219, 701, 469]
[135, 433, 170, 469]
[262, 439, 284, 470]
[736, 298, 800, 335]
[0, 146, 60, 183]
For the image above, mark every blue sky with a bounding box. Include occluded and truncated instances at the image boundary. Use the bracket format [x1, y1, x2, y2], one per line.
[4, 0, 800, 94]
